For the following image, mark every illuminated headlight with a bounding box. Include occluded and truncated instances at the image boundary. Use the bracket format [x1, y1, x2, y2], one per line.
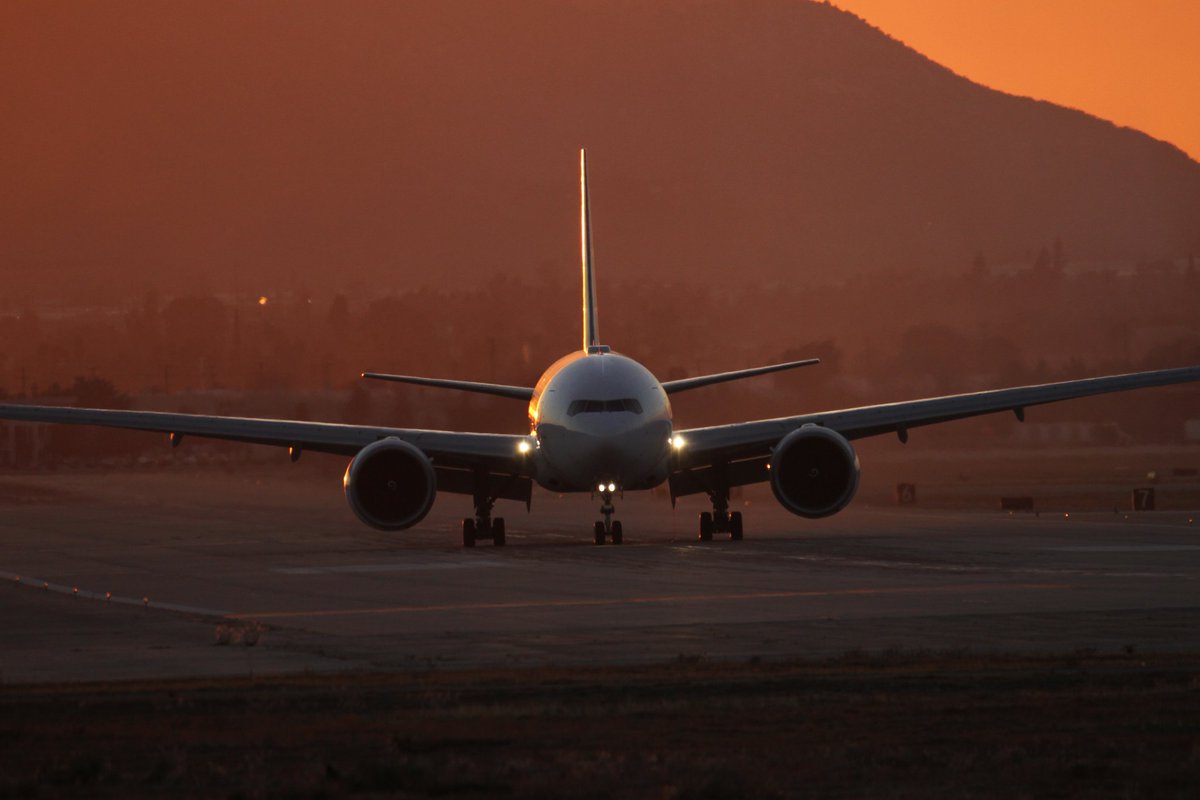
[598, 482, 606, 492]
[670, 435, 686, 450]
[517, 440, 531, 454]
[607, 482, 616, 492]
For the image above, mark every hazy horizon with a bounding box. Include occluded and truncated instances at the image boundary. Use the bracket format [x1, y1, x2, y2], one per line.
[2, 1, 1197, 308]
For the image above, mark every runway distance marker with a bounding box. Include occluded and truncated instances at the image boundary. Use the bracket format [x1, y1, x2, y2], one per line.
[228, 582, 1067, 621]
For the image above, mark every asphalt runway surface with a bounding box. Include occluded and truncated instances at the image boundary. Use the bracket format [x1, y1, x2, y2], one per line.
[2, 468, 1199, 683]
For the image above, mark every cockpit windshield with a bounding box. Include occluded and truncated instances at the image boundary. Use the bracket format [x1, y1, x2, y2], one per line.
[566, 398, 644, 416]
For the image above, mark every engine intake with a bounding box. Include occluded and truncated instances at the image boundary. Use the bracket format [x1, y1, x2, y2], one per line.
[769, 425, 860, 518]
[343, 438, 437, 530]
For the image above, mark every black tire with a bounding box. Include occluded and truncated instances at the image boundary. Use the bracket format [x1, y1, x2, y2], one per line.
[594, 521, 606, 545]
[698, 512, 714, 542]
[729, 511, 743, 541]
[462, 518, 476, 548]
[611, 520, 623, 545]
[492, 518, 506, 546]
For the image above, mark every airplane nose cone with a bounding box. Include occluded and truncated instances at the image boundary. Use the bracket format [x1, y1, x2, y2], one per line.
[536, 420, 671, 490]
[569, 432, 623, 475]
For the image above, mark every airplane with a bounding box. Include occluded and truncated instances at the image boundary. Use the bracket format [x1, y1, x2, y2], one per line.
[2, 149, 1199, 547]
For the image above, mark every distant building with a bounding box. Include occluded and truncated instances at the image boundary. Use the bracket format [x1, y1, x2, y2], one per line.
[1011, 421, 1131, 447]
[0, 421, 46, 468]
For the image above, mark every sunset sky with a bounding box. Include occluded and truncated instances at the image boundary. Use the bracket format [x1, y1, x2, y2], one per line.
[1, 0, 1197, 306]
[832, 0, 1200, 161]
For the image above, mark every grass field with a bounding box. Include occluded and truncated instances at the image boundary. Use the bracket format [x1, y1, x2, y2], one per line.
[3, 652, 1198, 799]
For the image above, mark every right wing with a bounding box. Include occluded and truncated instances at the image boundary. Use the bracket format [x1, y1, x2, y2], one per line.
[674, 365, 1200, 473]
[0, 404, 528, 476]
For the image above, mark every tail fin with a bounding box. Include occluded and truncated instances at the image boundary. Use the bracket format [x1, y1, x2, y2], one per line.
[580, 148, 601, 351]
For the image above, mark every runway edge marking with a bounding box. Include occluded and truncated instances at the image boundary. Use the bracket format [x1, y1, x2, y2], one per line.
[1, 570, 230, 617]
[229, 582, 1068, 621]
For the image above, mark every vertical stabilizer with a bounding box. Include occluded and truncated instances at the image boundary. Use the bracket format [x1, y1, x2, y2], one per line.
[580, 148, 600, 351]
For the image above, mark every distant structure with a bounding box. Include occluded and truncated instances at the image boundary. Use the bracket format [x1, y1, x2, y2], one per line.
[0, 421, 46, 468]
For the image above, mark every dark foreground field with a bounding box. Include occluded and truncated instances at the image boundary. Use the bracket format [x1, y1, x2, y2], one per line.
[3, 653, 1198, 799]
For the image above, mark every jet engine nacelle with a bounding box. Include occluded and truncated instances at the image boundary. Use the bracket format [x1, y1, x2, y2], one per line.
[343, 438, 437, 530]
[769, 425, 860, 518]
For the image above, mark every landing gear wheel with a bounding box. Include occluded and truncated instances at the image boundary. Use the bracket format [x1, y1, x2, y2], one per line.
[698, 512, 714, 542]
[729, 511, 743, 541]
[492, 518, 506, 547]
[611, 520, 623, 545]
[594, 521, 606, 545]
[462, 518, 477, 548]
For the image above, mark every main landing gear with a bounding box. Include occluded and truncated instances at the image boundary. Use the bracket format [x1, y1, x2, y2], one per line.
[462, 493, 505, 548]
[698, 488, 743, 542]
[593, 485, 623, 545]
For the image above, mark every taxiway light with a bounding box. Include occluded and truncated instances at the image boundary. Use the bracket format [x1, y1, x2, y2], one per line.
[258, 295, 269, 306]
[517, 440, 531, 454]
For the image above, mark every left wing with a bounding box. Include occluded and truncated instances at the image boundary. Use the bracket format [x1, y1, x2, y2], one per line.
[0, 404, 528, 475]
[674, 365, 1200, 471]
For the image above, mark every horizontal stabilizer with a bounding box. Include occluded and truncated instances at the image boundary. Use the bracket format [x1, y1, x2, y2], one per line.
[361, 372, 534, 401]
[661, 358, 820, 395]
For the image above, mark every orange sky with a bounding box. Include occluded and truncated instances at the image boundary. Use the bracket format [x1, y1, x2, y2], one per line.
[832, 1, 1200, 161]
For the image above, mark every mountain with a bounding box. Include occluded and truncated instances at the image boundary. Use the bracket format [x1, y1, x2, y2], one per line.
[2, 0, 1198, 303]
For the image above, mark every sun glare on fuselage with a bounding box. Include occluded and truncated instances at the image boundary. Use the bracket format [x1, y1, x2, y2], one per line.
[527, 350, 673, 493]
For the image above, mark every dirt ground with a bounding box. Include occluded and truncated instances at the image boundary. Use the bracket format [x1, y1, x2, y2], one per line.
[2, 652, 1198, 799]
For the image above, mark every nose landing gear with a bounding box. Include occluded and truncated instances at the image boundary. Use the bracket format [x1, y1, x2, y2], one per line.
[593, 486, 623, 545]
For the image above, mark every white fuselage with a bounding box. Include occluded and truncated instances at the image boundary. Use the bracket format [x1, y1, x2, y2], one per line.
[528, 350, 673, 492]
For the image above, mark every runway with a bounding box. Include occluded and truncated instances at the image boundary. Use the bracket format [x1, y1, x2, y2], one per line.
[2, 469, 1198, 683]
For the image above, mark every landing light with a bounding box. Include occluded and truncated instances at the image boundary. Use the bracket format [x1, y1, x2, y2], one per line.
[670, 435, 686, 450]
[598, 483, 606, 492]
[607, 482, 616, 492]
[517, 440, 531, 454]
